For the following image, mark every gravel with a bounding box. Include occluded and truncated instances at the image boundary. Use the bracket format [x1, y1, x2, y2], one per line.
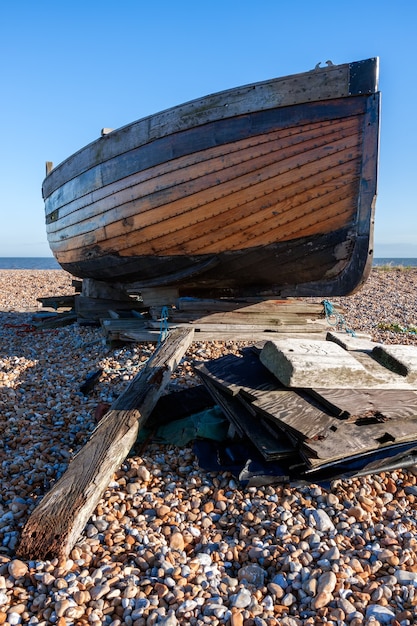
[0, 267, 417, 626]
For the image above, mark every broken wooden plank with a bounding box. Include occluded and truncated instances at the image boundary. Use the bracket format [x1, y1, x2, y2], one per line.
[194, 349, 280, 398]
[75, 295, 144, 321]
[17, 328, 194, 561]
[37, 295, 75, 309]
[242, 389, 340, 442]
[33, 312, 77, 329]
[303, 416, 417, 469]
[305, 388, 417, 420]
[197, 370, 295, 460]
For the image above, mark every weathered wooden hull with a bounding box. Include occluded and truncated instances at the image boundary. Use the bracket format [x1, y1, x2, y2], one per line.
[43, 58, 380, 297]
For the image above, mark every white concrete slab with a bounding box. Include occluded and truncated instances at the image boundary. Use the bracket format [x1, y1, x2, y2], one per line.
[260, 338, 378, 388]
[372, 344, 417, 382]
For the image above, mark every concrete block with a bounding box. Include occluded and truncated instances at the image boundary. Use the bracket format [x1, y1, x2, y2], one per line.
[260, 338, 378, 388]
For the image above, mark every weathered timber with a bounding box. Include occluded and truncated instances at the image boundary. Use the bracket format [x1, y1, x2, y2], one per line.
[194, 349, 280, 398]
[176, 298, 327, 313]
[34, 312, 77, 329]
[305, 388, 417, 420]
[37, 295, 76, 309]
[245, 390, 339, 441]
[17, 328, 194, 561]
[148, 321, 326, 333]
[75, 295, 144, 321]
[303, 417, 417, 469]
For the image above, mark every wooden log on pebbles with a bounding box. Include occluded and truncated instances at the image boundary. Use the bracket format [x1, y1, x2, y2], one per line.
[17, 327, 194, 561]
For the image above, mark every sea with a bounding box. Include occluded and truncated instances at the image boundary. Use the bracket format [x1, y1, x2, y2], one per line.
[1, 257, 417, 269]
[0, 257, 61, 269]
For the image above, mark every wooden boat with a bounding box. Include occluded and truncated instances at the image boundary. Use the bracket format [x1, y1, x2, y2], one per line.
[43, 58, 380, 298]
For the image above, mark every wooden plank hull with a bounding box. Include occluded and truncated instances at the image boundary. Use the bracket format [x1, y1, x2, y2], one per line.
[43, 58, 380, 297]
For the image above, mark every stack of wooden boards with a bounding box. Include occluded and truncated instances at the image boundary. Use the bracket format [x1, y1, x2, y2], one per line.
[194, 333, 417, 481]
[97, 298, 332, 343]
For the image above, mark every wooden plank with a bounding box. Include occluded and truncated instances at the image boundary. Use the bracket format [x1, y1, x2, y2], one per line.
[247, 389, 340, 441]
[305, 388, 417, 420]
[194, 349, 280, 398]
[148, 321, 326, 333]
[152, 311, 325, 326]
[17, 328, 194, 561]
[303, 417, 417, 469]
[176, 298, 327, 314]
[119, 328, 326, 344]
[197, 371, 295, 460]
[37, 295, 75, 309]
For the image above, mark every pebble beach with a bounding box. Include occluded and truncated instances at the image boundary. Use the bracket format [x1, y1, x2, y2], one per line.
[1, 267, 417, 626]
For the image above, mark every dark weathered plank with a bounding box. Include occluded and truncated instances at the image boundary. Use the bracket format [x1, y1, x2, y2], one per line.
[176, 298, 327, 314]
[249, 390, 339, 441]
[37, 295, 75, 309]
[303, 417, 417, 468]
[198, 372, 295, 461]
[194, 349, 280, 397]
[17, 328, 194, 561]
[306, 388, 417, 419]
[194, 349, 339, 441]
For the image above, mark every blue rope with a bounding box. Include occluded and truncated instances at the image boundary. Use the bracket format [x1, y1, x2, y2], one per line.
[322, 299, 356, 336]
[158, 306, 170, 344]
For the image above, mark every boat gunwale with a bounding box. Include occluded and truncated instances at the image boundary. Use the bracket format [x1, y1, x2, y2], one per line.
[42, 58, 379, 199]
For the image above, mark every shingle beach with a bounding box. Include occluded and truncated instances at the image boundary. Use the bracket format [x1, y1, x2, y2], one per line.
[1, 268, 417, 626]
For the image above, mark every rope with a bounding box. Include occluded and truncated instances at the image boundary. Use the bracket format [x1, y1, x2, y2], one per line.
[158, 306, 170, 344]
[3, 323, 58, 336]
[321, 300, 356, 336]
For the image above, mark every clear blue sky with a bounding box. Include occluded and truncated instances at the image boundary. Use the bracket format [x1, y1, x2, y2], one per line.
[1, 0, 416, 257]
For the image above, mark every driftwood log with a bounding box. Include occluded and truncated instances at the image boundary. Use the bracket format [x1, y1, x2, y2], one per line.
[18, 328, 194, 561]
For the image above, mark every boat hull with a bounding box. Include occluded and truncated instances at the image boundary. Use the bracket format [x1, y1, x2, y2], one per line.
[43, 58, 380, 297]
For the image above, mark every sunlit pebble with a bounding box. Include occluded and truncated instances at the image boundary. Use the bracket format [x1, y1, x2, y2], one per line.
[1, 269, 417, 623]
